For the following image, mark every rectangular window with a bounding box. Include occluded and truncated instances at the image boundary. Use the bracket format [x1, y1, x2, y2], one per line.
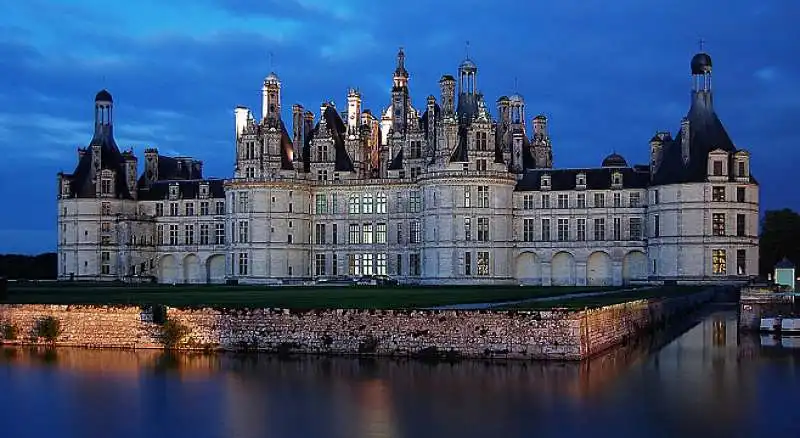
[630, 218, 642, 240]
[169, 224, 179, 245]
[101, 178, 112, 195]
[362, 223, 374, 244]
[362, 193, 374, 214]
[332, 254, 338, 276]
[737, 187, 746, 203]
[523, 218, 535, 242]
[215, 223, 225, 244]
[396, 254, 403, 276]
[594, 218, 605, 240]
[200, 201, 209, 215]
[577, 218, 586, 241]
[315, 194, 328, 214]
[712, 213, 726, 236]
[629, 193, 640, 207]
[411, 140, 422, 158]
[238, 220, 249, 243]
[476, 251, 490, 276]
[238, 192, 249, 213]
[613, 217, 621, 240]
[157, 225, 164, 244]
[376, 223, 387, 243]
[736, 214, 746, 237]
[362, 253, 374, 276]
[712, 249, 726, 274]
[465, 251, 472, 276]
[238, 253, 248, 275]
[541, 194, 550, 209]
[315, 254, 326, 276]
[477, 218, 489, 241]
[713, 160, 723, 176]
[396, 223, 403, 244]
[541, 218, 551, 241]
[287, 234, 293, 244]
[170, 202, 179, 216]
[613, 193, 621, 208]
[737, 249, 747, 275]
[712, 186, 726, 202]
[653, 190, 660, 204]
[315, 223, 326, 245]
[185, 202, 194, 216]
[376, 193, 387, 214]
[410, 253, 421, 276]
[332, 224, 338, 244]
[156, 203, 164, 216]
[738, 161, 746, 177]
[376, 253, 387, 276]
[653, 215, 660, 237]
[331, 194, 339, 213]
[349, 224, 360, 244]
[557, 194, 569, 209]
[409, 190, 421, 213]
[577, 193, 586, 208]
[101, 264, 110, 275]
[348, 254, 362, 276]
[200, 224, 209, 245]
[594, 193, 605, 208]
[523, 194, 534, 210]
[215, 201, 225, 215]
[348, 194, 360, 214]
[477, 186, 489, 208]
[410, 221, 421, 243]
[463, 188, 472, 208]
[476, 159, 487, 171]
[557, 218, 569, 241]
[464, 217, 472, 241]
[101, 222, 111, 233]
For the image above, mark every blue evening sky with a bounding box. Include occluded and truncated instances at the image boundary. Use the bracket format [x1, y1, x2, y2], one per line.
[1, 0, 798, 254]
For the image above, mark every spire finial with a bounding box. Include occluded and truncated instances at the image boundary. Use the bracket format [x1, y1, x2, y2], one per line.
[269, 51, 274, 70]
[397, 46, 405, 67]
[513, 76, 518, 92]
[698, 38, 706, 52]
[465, 40, 470, 59]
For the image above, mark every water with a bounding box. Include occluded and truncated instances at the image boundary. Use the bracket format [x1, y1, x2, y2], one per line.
[1, 306, 798, 438]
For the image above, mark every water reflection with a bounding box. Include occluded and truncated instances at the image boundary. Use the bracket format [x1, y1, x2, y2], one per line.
[1, 308, 798, 438]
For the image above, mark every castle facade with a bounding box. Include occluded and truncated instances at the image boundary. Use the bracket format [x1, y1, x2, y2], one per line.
[56, 49, 759, 286]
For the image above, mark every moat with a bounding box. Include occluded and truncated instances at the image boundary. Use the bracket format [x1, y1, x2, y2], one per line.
[1, 306, 798, 438]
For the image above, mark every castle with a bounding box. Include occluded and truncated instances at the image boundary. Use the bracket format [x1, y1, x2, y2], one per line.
[56, 49, 759, 286]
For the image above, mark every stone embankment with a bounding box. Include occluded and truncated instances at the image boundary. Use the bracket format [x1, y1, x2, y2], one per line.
[0, 290, 714, 360]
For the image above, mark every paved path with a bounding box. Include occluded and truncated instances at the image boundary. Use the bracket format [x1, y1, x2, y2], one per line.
[428, 286, 654, 310]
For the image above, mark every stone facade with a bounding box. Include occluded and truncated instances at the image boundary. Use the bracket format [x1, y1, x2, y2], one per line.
[0, 290, 714, 360]
[56, 49, 758, 286]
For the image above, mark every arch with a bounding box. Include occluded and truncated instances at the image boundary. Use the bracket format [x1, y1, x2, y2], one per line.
[623, 251, 648, 283]
[586, 251, 613, 286]
[159, 255, 179, 284]
[515, 252, 540, 284]
[183, 254, 201, 284]
[551, 252, 576, 286]
[206, 255, 226, 284]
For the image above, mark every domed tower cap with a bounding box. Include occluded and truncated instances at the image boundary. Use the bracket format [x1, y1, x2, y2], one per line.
[602, 153, 628, 167]
[459, 58, 477, 72]
[691, 52, 712, 75]
[95, 89, 113, 103]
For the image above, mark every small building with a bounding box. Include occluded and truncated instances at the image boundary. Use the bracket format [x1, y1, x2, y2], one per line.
[775, 258, 796, 291]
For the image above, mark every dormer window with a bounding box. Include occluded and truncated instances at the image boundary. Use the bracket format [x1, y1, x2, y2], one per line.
[541, 174, 551, 191]
[707, 149, 729, 180]
[199, 183, 209, 198]
[169, 184, 180, 200]
[713, 161, 723, 176]
[612, 171, 623, 188]
[576, 173, 586, 189]
[100, 170, 113, 196]
[734, 150, 750, 180]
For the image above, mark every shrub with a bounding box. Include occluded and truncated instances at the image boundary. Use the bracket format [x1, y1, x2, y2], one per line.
[159, 319, 189, 349]
[1, 322, 18, 341]
[358, 334, 379, 354]
[34, 316, 61, 343]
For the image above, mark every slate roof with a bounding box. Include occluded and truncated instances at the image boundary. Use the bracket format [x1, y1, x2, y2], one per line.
[388, 148, 404, 170]
[776, 257, 796, 270]
[137, 179, 225, 201]
[516, 166, 650, 192]
[652, 90, 756, 186]
[304, 105, 355, 172]
[66, 124, 133, 199]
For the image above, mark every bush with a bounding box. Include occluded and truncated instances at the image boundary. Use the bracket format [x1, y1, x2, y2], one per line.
[1, 322, 18, 340]
[34, 316, 61, 343]
[358, 334, 379, 354]
[159, 319, 189, 349]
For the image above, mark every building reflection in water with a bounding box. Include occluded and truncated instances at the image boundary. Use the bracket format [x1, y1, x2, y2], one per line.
[1, 309, 799, 438]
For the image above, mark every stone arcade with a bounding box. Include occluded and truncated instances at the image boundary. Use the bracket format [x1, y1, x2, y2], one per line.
[57, 49, 758, 285]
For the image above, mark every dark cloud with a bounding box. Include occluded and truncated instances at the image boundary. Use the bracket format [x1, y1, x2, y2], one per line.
[1, 0, 799, 253]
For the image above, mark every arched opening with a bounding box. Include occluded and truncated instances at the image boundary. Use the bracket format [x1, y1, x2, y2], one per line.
[623, 251, 648, 283]
[515, 252, 540, 285]
[206, 255, 226, 284]
[183, 254, 201, 284]
[551, 252, 576, 286]
[586, 251, 613, 286]
[159, 255, 179, 284]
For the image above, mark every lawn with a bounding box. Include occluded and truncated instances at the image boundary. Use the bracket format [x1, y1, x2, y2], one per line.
[2, 282, 621, 310]
[501, 285, 708, 310]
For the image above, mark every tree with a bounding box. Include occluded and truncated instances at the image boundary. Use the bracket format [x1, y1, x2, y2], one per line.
[759, 209, 800, 276]
[0, 253, 57, 280]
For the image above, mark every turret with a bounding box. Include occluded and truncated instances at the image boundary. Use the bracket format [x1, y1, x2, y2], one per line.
[347, 88, 362, 135]
[94, 89, 113, 136]
[439, 75, 455, 115]
[532, 114, 548, 140]
[649, 133, 664, 174]
[261, 72, 281, 122]
[234, 106, 249, 140]
[391, 48, 409, 134]
[292, 104, 304, 159]
[426, 95, 437, 148]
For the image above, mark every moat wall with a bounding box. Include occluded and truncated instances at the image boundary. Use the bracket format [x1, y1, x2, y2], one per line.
[0, 290, 714, 360]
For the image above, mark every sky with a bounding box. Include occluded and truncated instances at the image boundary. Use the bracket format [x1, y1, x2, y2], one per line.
[1, 0, 798, 254]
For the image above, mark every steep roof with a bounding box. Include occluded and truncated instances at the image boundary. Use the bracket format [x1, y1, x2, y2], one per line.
[516, 166, 650, 192]
[137, 178, 225, 201]
[68, 124, 133, 199]
[305, 106, 355, 172]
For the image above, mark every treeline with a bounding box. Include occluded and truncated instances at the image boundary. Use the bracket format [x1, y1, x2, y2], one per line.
[0, 253, 57, 280]
[760, 208, 800, 276]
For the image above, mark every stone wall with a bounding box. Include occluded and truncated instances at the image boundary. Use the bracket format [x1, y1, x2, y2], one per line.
[0, 291, 714, 360]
